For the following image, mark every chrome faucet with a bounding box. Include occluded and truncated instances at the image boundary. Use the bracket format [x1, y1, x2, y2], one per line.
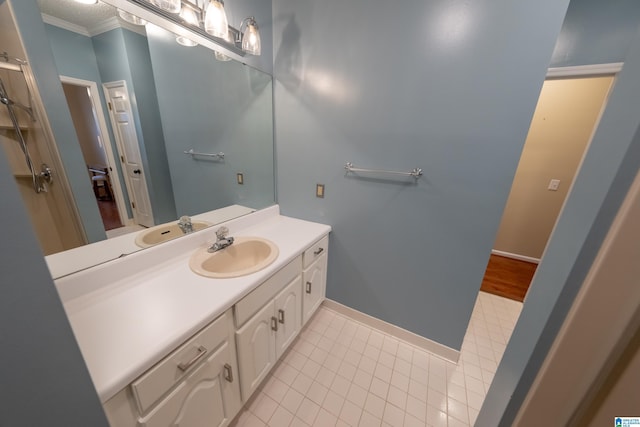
[178, 215, 194, 234]
[208, 226, 234, 253]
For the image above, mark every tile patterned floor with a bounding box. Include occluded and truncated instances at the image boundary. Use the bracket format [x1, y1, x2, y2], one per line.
[230, 291, 522, 427]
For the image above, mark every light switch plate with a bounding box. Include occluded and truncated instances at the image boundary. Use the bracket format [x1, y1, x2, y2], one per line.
[548, 179, 560, 191]
[237, 173, 244, 185]
[316, 184, 325, 198]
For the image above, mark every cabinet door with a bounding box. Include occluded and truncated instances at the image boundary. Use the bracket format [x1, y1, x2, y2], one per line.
[139, 341, 240, 427]
[302, 253, 327, 324]
[236, 300, 276, 402]
[275, 274, 302, 359]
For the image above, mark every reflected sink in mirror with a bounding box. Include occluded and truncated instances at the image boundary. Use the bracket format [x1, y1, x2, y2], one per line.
[190, 237, 279, 278]
[134, 220, 211, 248]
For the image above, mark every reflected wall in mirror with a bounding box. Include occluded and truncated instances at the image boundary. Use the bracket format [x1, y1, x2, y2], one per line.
[0, 0, 275, 278]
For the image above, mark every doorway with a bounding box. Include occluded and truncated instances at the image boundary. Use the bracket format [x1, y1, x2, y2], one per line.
[60, 76, 130, 234]
[481, 73, 616, 302]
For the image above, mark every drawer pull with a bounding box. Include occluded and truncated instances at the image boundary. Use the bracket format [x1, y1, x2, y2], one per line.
[271, 316, 278, 331]
[306, 281, 312, 294]
[313, 247, 324, 256]
[178, 346, 207, 372]
[224, 363, 233, 383]
[278, 309, 285, 324]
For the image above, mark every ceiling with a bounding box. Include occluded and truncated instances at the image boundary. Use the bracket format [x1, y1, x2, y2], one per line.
[36, 0, 124, 36]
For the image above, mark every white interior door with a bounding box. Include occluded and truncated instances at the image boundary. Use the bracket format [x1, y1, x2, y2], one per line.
[103, 81, 154, 227]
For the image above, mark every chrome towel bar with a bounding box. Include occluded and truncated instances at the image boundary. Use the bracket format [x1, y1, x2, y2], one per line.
[183, 149, 225, 160]
[344, 162, 423, 179]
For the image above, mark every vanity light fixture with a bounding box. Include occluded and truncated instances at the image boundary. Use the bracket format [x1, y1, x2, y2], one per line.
[238, 17, 261, 55]
[118, 9, 148, 25]
[204, 0, 229, 39]
[125, 0, 260, 56]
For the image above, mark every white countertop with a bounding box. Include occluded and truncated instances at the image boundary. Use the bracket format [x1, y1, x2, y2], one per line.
[54, 206, 330, 403]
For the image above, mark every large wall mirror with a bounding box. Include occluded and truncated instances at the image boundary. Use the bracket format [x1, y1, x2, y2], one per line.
[0, 0, 274, 278]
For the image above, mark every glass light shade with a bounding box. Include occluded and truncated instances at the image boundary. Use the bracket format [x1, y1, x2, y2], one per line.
[117, 9, 148, 26]
[151, 0, 181, 14]
[74, 0, 98, 4]
[204, 0, 229, 39]
[242, 21, 261, 56]
[176, 35, 198, 47]
[176, 6, 199, 46]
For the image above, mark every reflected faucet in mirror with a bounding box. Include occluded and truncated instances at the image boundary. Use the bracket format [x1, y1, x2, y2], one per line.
[0, 0, 275, 278]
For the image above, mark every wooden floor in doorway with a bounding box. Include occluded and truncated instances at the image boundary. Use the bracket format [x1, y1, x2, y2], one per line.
[97, 200, 123, 231]
[480, 254, 538, 302]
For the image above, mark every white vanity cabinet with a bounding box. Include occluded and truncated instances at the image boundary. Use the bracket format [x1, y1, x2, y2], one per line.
[103, 310, 241, 427]
[234, 257, 303, 401]
[101, 231, 330, 426]
[302, 236, 329, 324]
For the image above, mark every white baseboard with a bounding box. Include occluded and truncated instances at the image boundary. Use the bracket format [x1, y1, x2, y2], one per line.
[492, 249, 540, 264]
[321, 299, 460, 364]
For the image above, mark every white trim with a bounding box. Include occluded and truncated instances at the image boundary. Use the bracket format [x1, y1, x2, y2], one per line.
[491, 249, 540, 264]
[321, 299, 460, 363]
[89, 17, 147, 37]
[88, 17, 123, 37]
[41, 13, 91, 37]
[546, 62, 623, 78]
[60, 76, 130, 227]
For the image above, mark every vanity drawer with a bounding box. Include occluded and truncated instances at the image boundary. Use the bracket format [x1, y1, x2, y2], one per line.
[234, 255, 302, 328]
[131, 310, 231, 414]
[303, 236, 329, 269]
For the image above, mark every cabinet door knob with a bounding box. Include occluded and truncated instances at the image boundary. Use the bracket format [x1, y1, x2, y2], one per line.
[177, 346, 208, 371]
[313, 247, 324, 256]
[271, 316, 278, 331]
[305, 281, 312, 294]
[278, 309, 285, 324]
[224, 363, 234, 383]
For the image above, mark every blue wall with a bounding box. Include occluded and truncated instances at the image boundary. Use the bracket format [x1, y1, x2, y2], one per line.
[0, 1, 109, 424]
[272, 0, 571, 350]
[478, 27, 640, 426]
[93, 28, 176, 224]
[147, 26, 275, 216]
[551, 0, 640, 67]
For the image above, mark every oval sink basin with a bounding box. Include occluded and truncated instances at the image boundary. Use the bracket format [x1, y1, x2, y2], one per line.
[135, 221, 211, 248]
[189, 237, 279, 278]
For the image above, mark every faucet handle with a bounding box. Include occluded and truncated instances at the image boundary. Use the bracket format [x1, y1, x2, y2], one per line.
[216, 226, 229, 239]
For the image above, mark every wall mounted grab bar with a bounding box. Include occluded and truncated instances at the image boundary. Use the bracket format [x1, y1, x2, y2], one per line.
[344, 162, 423, 179]
[183, 149, 225, 160]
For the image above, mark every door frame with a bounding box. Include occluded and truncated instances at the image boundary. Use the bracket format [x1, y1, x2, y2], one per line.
[60, 76, 130, 226]
[488, 63, 623, 277]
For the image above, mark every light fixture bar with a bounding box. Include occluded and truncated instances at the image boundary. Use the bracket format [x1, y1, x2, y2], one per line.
[126, 0, 246, 56]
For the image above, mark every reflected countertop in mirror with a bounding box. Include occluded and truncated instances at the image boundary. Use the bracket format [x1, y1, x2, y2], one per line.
[46, 205, 255, 279]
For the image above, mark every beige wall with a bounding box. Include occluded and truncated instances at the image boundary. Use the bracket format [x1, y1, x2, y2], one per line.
[62, 83, 107, 167]
[493, 76, 614, 259]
